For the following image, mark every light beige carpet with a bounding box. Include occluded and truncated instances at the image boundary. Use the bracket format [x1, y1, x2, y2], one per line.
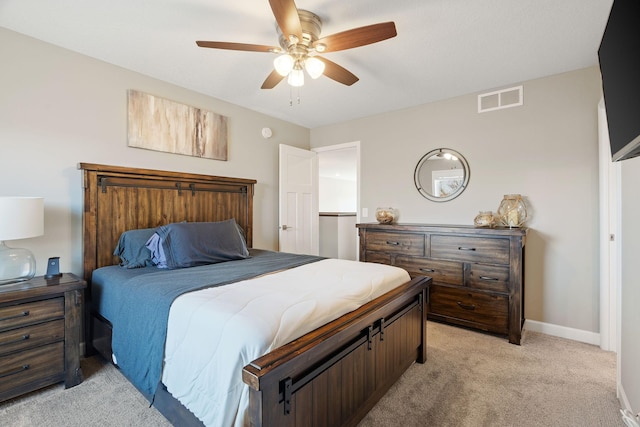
[0, 321, 623, 426]
[0, 354, 171, 427]
[359, 322, 623, 427]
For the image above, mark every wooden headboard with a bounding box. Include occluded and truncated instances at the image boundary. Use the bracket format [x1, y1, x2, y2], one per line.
[79, 163, 256, 283]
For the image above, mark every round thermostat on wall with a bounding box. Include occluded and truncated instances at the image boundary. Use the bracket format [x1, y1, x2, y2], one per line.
[261, 127, 273, 139]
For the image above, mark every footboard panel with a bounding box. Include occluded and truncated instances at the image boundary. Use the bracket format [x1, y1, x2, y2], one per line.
[243, 276, 430, 427]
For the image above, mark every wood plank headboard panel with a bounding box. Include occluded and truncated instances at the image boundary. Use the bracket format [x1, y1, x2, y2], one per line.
[79, 163, 256, 283]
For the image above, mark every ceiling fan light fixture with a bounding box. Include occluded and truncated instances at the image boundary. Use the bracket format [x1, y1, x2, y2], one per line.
[287, 68, 305, 87]
[274, 54, 294, 76]
[304, 57, 325, 79]
[196, 5, 397, 90]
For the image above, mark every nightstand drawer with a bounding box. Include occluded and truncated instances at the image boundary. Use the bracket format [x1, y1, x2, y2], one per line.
[431, 235, 510, 264]
[429, 285, 508, 334]
[0, 341, 64, 398]
[395, 256, 463, 285]
[0, 319, 65, 356]
[364, 232, 425, 256]
[0, 298, 64, 331]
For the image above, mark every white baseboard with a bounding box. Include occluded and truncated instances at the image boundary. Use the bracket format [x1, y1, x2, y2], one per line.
[524, 319, 601, 346]
[619, 381, 633, 413]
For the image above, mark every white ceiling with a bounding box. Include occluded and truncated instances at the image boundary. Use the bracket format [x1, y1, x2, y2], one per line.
[0, 0, 613, 129]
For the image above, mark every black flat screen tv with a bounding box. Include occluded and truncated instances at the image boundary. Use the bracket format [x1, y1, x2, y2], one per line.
[598, 0, 640, 162]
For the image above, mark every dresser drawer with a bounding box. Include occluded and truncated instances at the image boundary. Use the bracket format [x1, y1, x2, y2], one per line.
[364, 232, 425, 256]
[0, 341, 64, 398]
[431, 235, 510, 264]
[363, 251, 392, 265]
[395, 256, 463, 285]
[0, 298, 64, 331]
[467, 264, 510, 293]
[429, 285, 508, 334]
[0, 319, 65, 356]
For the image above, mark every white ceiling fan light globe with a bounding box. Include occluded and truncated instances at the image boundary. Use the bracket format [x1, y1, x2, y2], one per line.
[287, 68, 305, 87]
[274, 54, 294, 76]
[305, 57, 325, 79]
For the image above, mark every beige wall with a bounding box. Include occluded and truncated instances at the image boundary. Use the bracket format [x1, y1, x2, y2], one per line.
[621, 156, 640, 412]
[0, 28, 310, 276]
[311, 66, 602, 334]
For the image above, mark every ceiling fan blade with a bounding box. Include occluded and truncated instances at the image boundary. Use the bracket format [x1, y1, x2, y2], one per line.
[317, 57, 359, 86]
[196, 41, 279, 53]
[269, 0, 302, 43]
[261, 69, 286, 89]
[313, 22, 397, 53]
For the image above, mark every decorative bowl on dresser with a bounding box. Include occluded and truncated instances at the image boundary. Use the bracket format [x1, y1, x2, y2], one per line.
[0, 273, 86, 402]
[357, 223, 526, 344]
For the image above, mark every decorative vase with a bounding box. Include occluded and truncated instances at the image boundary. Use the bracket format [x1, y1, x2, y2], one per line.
[497, 194, 528, 227]
[474, 211, 495, 228]
[375, 207, 398, 224]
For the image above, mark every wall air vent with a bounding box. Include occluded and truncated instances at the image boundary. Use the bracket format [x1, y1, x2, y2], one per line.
[478, 85, 523, 113]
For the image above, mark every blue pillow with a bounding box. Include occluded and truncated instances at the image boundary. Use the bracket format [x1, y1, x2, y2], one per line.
[146, 219, 249, 269]
[113, 227, 157, 268]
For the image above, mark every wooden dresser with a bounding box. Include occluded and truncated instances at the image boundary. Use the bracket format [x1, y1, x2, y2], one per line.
[0, 273, 86, 402]
[357, 223, 526, 344]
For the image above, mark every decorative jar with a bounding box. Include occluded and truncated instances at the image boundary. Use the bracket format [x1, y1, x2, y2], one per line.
[375, 207, 398, 224]
[474, 211, 495, 228]
[497, 194, 528, 227]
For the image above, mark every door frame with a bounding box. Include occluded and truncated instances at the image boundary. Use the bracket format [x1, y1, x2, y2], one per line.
[598, 99, 622, 405]
[313, 141, 361, 259]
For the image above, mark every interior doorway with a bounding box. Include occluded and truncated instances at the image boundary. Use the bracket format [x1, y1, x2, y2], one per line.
[313, 142, 360, 260]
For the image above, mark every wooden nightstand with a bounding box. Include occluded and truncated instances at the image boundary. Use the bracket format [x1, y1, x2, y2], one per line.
[0, 273, 86, 402]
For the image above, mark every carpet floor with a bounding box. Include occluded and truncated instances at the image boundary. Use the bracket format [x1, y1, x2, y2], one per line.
[0, 321, 623, 426]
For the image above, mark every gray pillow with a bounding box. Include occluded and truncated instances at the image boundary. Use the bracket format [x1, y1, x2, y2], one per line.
[113, 227, 157, 268]
[146, 219, 249, 269]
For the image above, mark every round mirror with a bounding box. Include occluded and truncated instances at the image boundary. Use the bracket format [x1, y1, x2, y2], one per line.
[414, 148, 470, 202]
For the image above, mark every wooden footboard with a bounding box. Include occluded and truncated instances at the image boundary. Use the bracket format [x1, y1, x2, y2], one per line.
[243, 275, 430, 427]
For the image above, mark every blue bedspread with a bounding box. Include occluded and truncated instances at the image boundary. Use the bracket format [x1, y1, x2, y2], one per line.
[90, 249, 323, 399]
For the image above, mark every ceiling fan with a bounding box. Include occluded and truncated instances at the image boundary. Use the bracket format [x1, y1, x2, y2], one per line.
[196, 0, 397, 89]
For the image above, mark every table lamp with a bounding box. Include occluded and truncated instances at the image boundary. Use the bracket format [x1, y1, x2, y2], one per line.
[0, 197, 44, 285]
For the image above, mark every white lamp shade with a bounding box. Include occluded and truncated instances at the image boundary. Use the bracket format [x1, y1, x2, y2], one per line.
[274, 54, 294, 76]
[304, 57, 325, 79]
[0, 197, 44, 241]
[287, 68, 305, 87]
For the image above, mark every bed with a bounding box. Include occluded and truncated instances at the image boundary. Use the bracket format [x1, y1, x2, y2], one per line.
[80, 163, 430, 427]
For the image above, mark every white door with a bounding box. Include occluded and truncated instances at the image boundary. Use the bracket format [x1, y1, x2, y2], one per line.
[279, 144, 319, 255]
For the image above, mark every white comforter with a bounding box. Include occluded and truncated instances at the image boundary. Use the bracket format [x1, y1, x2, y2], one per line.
[161, 258, 410, 427]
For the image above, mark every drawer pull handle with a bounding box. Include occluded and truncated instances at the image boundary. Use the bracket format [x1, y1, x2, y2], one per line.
[0, 310, 29, 322]
[479, 276, 499, 281]
[0, 334, 30, 347]
[419, 268, 435, 273]
[386, 241, 400, 246]
[457, 301, 476, 311]
[457, 247, 476, 251]
[0, 364, 30, 379]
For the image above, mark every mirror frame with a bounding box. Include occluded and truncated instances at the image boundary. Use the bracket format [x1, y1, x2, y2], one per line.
[414, 148, 470, 202]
